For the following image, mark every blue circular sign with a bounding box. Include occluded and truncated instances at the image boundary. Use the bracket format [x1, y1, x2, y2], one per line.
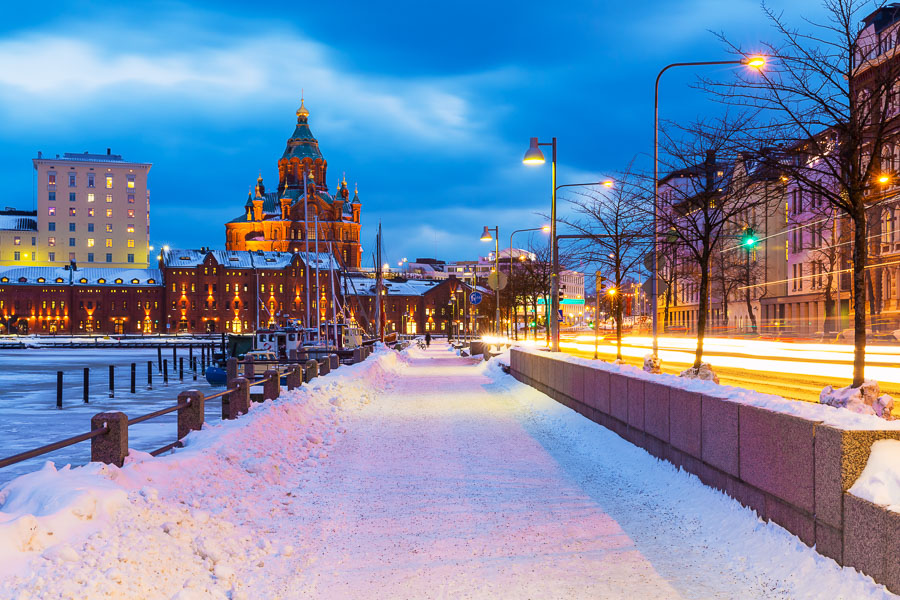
[468, 291, 482, 305]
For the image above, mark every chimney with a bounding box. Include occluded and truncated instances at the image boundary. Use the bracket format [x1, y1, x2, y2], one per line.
[37, 151, 42, 159]
[107, 148, 111, 155]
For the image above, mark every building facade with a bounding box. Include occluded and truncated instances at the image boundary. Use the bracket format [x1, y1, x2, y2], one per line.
[22, 150, 152, 268]
[225, 100, 363, 270]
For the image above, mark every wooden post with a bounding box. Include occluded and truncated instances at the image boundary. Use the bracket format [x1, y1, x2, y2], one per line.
[163, 359, 168, 384]
[176, 390, 205, 441]
[91, 412, 128, 467]
[193, 356, 198, 381]
[56, 371, 63, 409]
[263, 369, 280, 401]
[172, 346, 177, 369]
[130, 363, 136, 394]
[83, 367, 89, 403]
[108, 365, 114, 398]
[147, 361, 153, 389]
[226, 357, 238, 384]
[157, 346, 162, 373]
[319, 358, 331, 376]
[223, 377, 250, 420]
[304, 359, 318, 382]
[179, 357, 184, 381]
[189, 345, 193, 365]
[243, 355, 254, 379]
[329, 354, 339, 370]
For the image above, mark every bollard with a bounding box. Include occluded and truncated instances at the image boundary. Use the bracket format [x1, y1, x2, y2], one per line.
[223, 377, 250, 420]
[193, 356, 198, 381]
[147, 361, 153, 389]
[226, 357, 238, 384]
[319, 358, 330, 376]
[189, 345, 193, 365]
[352, 347, 362, 364]
[130, 363, 136, 394]
[329, 354, 339, 370]
[108, 365, 115, 398]
[286, 365, 302, 391]
[243, 355, 254, 379]
[262, 369, 280, 401]
[157, 346, 162, 373]
[90, 412, 128, 467]
[163, 359, 168, 384]
[176, 390, 205, 441]
[288, 348, 298, 361]
[83, 367, 90, 403]
[172, 346, 176, 369]
[304, 359, 318, 382]
[57, 371, 63, 409]
[179, 357, 184, 381]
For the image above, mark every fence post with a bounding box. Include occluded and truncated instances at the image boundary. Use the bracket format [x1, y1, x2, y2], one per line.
[304, 359, 318, 382]
[57, 371, 63, 409]
[176, 390, 205, 441]
[193, 356, 198, 381]
[179, 357, 184, 381]
[319, 358, 331, 376]
[83, 367, 89, 403]
[130, 363, 136, 394]
[286, 365, 302, 391]
[108, 365, 114, 398]
[226, 357, 238, 384]
[163, 359, 168, 384]
[157, 346, 162, 373]
[172, 346, 177, 369]
[263, 369, 280, 401]
[189, 344, 193, 365]
[224, 377, 250, 420]
[329, 354, 339, 370]
[352, 347, 362, 364]
[147, 361, 153, 389]
[243, 355, 254, 379]
[91, 412, 128, 467]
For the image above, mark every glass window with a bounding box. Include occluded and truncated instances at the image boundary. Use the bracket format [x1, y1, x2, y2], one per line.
[106, 194, 112, 203]
[127, 254, 134, 263]
[13, 251, 19, 261]
[87, 253, 93, 262]
[88, 208, 94, 217]
[88, 223, 94, 232]
[87, 173, 95, 188]
[69, 223, 75, 232]
[49, 252, 55, 262]
[48, 191, 56, 202]
[48, 222, 55, 231]
[127, 174, 135, 189]
[48, 207, 55, 216]
[68, 173, 76, 187]
[127, 209, 135, 218]
[13, 236, 20, 245]
[127, 224, 134, 233]
[87, 238, 94, 247]
[69, 252, 75, 260]
[31, 236, 35, 246]
[105, 175, 113, 189]
[105, 239, 112, 248]
[69, 238, 75, 247]
[48, 172, 56, 186]
[106, 253, 112, 263]
[87, 193, 94, 203]
[128, 194, 135, 204]
[106, 224, 112, 233]
[69, 192, 76, 202]
[106, 208, 113, 218]
[127, 239, 135, 248]
[48, 237, 55, 246]
[69, 208, 76, 216]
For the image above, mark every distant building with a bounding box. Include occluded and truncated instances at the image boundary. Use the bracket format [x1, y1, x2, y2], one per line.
[21, 149, 152, 268]
[224, 100, 363, 269]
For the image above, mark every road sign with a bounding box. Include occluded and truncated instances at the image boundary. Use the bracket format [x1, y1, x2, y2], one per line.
[487, 271, 508, 290]
[643, 252, 665, 271]
[557, 309, 564, 322]
[642, 278, 668, 296]
[468, 291, 482, 305]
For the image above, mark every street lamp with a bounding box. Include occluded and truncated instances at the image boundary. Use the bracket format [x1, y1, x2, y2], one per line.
[651, 55, 765, 359]
[509, 226, 550, 339]
[479, 225, 501, 336]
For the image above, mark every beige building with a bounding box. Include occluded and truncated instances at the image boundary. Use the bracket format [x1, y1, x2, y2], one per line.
[2, 150, 152, 268]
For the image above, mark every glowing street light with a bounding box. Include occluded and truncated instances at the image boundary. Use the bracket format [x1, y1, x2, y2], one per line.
[743, 55, 767, 69]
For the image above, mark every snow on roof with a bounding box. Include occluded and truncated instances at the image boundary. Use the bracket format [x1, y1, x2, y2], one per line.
[0, 267, 162, 286]
[162, 249, 339, 271]
[344, 277, 446, 297]
[0, 214, 37, 232]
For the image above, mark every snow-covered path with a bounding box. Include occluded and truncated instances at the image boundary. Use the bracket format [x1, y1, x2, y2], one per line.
[1, 344, 896, 599]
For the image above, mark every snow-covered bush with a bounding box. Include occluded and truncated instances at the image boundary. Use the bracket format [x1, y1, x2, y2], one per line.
[643, 354, 661, 374]
[820, 380, 894, 420]
[679, 363, 719, 384]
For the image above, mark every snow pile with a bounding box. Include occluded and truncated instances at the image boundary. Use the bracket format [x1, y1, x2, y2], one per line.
[642, 354, 661, 374]
[848, 439, 900, 512]
[679, 362, 720, 384]
[0, 344, 403, 598]
[820, 380, 894, 420]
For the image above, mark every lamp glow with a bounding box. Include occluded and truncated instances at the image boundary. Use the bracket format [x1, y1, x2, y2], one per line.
[522, 137, 545, 165]
[744, 56, 766, 69]
[480, 226, 493, 242]
[541, 225, 551, 233]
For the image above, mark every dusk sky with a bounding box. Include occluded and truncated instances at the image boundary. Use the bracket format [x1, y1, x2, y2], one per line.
[0, 0, 822, 268]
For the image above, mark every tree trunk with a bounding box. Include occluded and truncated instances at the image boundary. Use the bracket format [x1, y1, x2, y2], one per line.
[852, 210, 868, 387]
[823, 275, 836, 335]
[694, 255, 711, 369]
[615, 295, 623, 360]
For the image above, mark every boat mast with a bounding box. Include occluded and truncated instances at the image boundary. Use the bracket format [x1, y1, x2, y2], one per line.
[315, 211, 322, 347]
[375, 222, 383, 341]
[303, 171, 311, 334]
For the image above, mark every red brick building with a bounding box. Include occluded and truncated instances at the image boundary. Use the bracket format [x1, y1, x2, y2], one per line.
[224, 100, 363, 269]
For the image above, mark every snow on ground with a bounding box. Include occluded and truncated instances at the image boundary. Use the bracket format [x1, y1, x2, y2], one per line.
[0, 344, 895, 599]
[850, 439, 900, 513]
[0, 348, 222, 486]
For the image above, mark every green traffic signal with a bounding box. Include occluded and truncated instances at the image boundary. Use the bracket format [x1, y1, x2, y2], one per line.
[742, 227, 757, 248]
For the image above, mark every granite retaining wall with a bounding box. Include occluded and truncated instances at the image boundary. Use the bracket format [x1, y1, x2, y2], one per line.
[509, 347, 900, 593]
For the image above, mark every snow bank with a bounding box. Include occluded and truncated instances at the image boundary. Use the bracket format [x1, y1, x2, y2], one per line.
[820, 380, 894, 420]
[0, 345, 403, 594]
[849, 439, 900, 512]
[513, 346, 900, 431]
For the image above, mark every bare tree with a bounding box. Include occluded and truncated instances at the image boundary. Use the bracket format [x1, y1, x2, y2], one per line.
[560, 167, 652, 360]
[706, 0, 900, 386]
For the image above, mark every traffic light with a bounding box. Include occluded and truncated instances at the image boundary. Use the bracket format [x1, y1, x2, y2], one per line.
[741, 227, 757, 248]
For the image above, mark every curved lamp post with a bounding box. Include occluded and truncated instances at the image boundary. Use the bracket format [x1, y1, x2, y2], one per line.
[480, 226, 501, 335]
[509, 225, 550, 338]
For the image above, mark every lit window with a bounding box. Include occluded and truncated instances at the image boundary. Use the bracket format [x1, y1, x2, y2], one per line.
[128, 194, 135, 204]
[88, 208, 94, 217]
[13, 236, 20, 245]
[127, 209, 135, 218]
[106, 239, 112, 248]
[106, 194, 112, 203]
[106, 209, 113, 218]
[127, 225, 134, 233]
[106, 175, 113, 189]
[127, 239, 135, 248]
[106, 224, 112, 233]
[69, 208, 76, 216]
[87, 238, 95, 247]
[87, 173, 95, 188]
[48, 207, 55, 216]
[127, 174, 135, 189]
[87, 193, 95, 203]
[69, 173, 76, 187]
[48, 237, 55, 247]
[48, 172, 56, 186]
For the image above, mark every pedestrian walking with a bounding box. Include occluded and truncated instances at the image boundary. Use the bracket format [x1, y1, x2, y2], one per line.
[425, 332, 431, 348]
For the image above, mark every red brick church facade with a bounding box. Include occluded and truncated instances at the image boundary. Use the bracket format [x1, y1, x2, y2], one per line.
[224, 100, 363, 270]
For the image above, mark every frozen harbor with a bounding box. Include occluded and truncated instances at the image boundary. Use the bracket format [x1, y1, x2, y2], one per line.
[0, 347, 219, 485]
[0, 344, 894, 599]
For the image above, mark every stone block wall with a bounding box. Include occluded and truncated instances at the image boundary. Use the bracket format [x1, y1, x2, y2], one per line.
[509, 348, 900, 593]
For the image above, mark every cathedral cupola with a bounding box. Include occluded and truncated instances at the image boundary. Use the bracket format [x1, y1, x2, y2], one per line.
[255, 173, 265, 198]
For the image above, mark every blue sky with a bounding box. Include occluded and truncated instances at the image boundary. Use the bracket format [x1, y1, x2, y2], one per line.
[0, 0, 823, 267]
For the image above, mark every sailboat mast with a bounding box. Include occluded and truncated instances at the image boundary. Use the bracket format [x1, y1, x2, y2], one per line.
[375, 222, 382, 341]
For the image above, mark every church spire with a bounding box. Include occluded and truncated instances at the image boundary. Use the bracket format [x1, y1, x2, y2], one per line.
[296, 91, 309, 120]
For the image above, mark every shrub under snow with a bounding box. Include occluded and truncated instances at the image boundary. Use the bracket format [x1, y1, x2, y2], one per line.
[820, 380, 894, 420]
[679, 363, 720, 384]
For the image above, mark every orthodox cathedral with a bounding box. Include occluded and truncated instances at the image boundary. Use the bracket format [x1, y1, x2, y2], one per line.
[225, 99, 363, 269]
